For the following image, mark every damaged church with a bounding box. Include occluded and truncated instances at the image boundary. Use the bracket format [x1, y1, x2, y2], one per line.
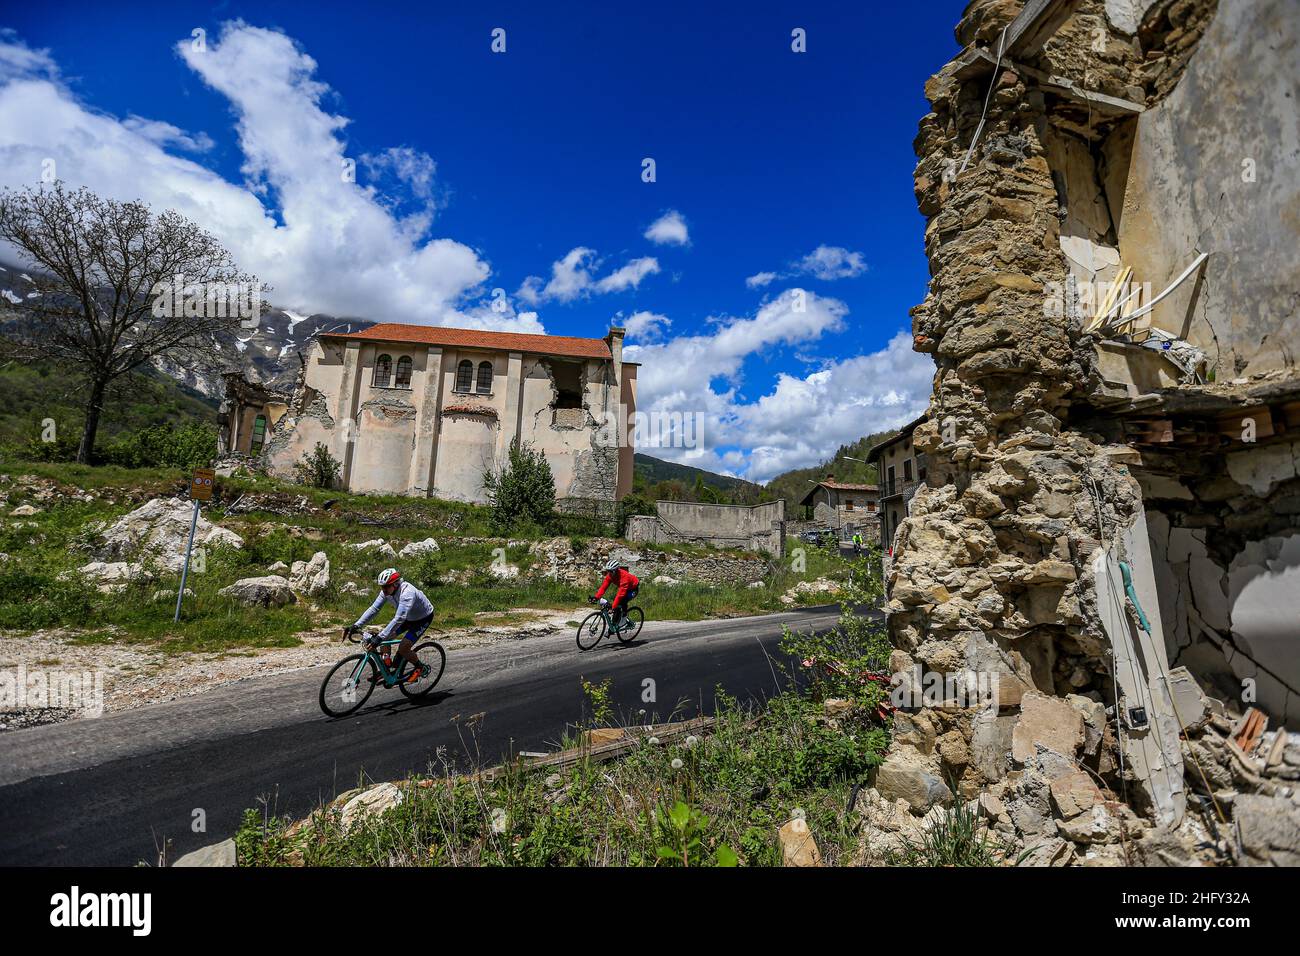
[871, 0, 1300, 865]
[223, 323, 638, 507]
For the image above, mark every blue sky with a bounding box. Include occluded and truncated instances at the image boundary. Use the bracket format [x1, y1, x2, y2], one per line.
[0, 1, 966, 481]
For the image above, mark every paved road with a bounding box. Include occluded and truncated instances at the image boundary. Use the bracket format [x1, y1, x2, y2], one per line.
[0, 606, 840, 866]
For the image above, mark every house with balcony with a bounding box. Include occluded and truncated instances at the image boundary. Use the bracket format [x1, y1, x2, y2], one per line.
[866, 414, 928, 554]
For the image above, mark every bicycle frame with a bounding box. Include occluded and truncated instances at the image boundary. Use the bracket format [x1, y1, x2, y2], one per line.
[347, 636, 410, 689]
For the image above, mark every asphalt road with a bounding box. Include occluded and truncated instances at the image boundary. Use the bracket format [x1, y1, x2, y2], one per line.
[0, 606, 840, 866]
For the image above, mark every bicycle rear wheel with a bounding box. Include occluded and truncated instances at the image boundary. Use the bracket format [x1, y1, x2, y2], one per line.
[399, 641, 447, 699]
[576, 611, 606, 650]
[617, 607, 644, 643]
[320, 653, 378, 717]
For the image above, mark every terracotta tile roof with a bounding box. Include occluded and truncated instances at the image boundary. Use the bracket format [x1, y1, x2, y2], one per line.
[820, 481, 878, 492]
[323, 322, 613, 360]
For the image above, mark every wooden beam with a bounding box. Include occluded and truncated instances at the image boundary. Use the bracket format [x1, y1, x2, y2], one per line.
[1005, 0, 1084, 58]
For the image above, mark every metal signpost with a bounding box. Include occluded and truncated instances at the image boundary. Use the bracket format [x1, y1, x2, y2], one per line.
[175, 467, 214, 622]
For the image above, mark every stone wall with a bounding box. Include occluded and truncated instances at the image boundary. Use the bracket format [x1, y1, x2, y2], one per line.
[626, 499, 786, 558]
[888, 0, 1235, 843]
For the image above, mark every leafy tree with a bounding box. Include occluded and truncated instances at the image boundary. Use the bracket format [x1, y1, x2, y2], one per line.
[293, 442, 341, 488]
[482, 441, 556, 533]
[0, 183, 261, 462]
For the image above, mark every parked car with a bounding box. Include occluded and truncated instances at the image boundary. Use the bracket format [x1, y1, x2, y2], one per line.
[797, 528, 837, 547]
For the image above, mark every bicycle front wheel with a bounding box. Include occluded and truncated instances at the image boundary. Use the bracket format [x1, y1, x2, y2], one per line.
[320, 653, 378, 717]
[399, 641, 447, 699]
[617, 607, 644, 643]
[576, 611, 606, 650]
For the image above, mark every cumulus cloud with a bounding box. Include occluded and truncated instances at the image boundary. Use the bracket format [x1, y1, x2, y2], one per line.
[625, 291, 932, 482]
[621, 309, 672, 342]
[517, 247, 660, 305]
[644, 209, 689, 246]
[0, 23, 539, 331]
[745, 245, 867, 288]
[121, 116, 214, 153]
[796, 244, 866, 280]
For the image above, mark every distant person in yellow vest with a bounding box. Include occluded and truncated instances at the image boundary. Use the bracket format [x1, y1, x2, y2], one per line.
[852, 531, 863, 557]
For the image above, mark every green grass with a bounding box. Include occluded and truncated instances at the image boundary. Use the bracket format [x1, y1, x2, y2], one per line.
[234, 689, 890, 867]
[0, 460, 857, 651]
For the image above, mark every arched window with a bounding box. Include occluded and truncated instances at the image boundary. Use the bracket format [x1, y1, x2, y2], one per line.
[456, 359, 474, 392]
[373, 354, 392, 388]
[250, 414, 267, 454]
[476, 361, 494, 393]
[395, 355, 413, 388]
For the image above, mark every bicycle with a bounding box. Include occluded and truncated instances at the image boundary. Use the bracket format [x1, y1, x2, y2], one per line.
[575, 599, 644, 650]
[319, 626, 446, 717]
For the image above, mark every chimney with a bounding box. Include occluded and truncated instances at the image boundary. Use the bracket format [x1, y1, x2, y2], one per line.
[606, 325, 625, 368]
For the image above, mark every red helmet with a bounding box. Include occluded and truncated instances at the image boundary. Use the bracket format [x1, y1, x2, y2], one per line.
[377, 568, 401, 587]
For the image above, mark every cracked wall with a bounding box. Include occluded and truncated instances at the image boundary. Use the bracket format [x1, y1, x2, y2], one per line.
[889, 0, 1230, 830]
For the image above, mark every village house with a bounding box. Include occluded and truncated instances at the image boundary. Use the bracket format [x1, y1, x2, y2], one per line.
[225, 322, 638, 506]
[798, 478, 879, 539]
[866, 414, 927, 554]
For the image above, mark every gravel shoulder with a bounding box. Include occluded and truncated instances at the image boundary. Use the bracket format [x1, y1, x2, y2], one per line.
[0, 607, 581, 727]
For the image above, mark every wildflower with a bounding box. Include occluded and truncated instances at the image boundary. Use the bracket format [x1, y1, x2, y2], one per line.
[490, 807, 508, 834]
[671, 758, 683, 770]
[684, 735, 699, 748]
[647, 736, 660, 746]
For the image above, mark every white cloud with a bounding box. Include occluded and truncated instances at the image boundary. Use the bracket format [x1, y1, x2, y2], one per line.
[621, 309, 672, 342]
[0, 31, 57, 82]
[121, 116, 214, 153]
[595, 255, 659, 293]
[517, 247, 659, 304]
[745, 245, 867, 288]
[797, 244, 866, 280]
[625, 291, 932, 482]
[0, 23, 540, 331]
[644, 209, 689, 246]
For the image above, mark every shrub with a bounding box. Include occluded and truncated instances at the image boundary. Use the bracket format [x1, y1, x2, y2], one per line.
[98, 421, 217, 469]
[293, 442, 342, 489]
[0, 563, 95, 629]
[481, 441, 555, 534]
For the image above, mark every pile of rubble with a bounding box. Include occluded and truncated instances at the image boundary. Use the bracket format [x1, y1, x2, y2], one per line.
[872, 653, 1299, 866]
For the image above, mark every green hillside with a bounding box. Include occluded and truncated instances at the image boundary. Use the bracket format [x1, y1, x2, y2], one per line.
[0, 356, 218, 458]
[763, 429, 899, 517]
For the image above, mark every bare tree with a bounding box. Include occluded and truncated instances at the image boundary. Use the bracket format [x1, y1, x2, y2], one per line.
[0, 183, 261, 462]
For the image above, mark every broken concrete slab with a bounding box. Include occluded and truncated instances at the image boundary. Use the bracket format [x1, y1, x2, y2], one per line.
[1011, 692, 1084, 763]
[1234, 793, 1300, 867]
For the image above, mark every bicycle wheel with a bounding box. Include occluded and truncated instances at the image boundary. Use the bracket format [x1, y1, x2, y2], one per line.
[617, 607, 644, 643]
[399, 641, 447, 699]
[320, 653, 378, 717]
[576, 611, 606, 650]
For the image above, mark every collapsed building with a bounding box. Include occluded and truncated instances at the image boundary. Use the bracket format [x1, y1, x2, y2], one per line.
[875, 0, 1300, 864]
[226, 322, 638, 507]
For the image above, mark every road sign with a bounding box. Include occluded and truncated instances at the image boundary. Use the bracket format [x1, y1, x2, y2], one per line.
[191, 468, 214, 501]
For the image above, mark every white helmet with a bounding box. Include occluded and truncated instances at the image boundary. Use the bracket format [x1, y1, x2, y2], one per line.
[604, 557, 620, 572]
[377, 568, 401, 587]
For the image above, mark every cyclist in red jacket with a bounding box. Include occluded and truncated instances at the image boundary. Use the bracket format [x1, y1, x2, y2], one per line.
[590, 557, 639, 630]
